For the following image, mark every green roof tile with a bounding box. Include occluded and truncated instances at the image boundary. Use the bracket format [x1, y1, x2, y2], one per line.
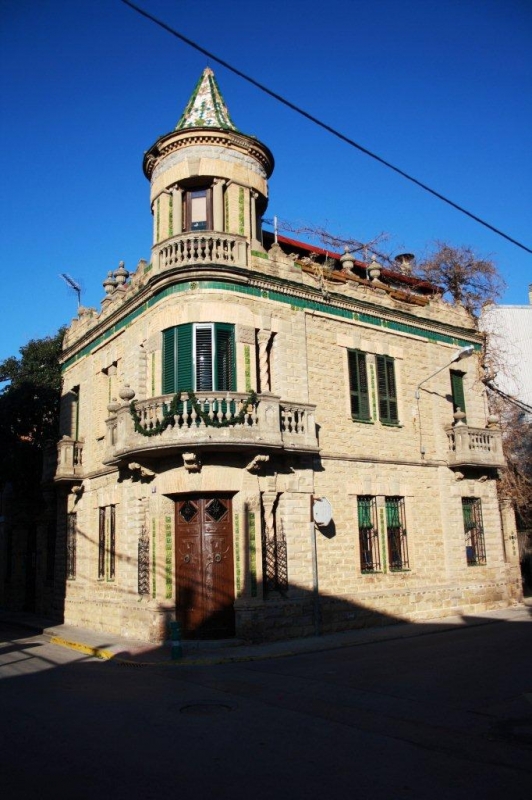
[175, 67, 239, 132]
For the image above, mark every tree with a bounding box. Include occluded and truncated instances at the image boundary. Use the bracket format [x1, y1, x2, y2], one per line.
[0, 328, 64, 495]
[416, 242, 506, 316]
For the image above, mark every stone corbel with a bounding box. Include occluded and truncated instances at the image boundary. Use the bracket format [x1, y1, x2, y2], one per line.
[246, 454, 269, 473]
[128, 462, 155, 480]
[183, 452, 201, 472]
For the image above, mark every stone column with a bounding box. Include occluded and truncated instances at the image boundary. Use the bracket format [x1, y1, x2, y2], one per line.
[257, 330, 271, 393]
[172, 187, 183, 235]
[213, 179, 225, 232]
[499, 498, 519, 564]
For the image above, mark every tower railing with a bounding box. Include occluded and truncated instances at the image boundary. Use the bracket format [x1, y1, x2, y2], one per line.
[154, 231, 248, 271]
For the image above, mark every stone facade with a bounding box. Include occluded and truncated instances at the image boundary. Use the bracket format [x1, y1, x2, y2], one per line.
[46, 68, 521, 643]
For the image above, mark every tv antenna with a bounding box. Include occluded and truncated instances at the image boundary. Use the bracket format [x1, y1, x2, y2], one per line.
[60, 273, 82, 308]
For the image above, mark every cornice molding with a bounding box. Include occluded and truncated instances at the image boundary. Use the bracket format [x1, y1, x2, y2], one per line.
[143, 128, 274, 180]
[61, 269, 482, 369]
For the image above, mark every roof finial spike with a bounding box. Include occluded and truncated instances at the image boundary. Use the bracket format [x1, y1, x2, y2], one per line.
[175, 67, 239, 132]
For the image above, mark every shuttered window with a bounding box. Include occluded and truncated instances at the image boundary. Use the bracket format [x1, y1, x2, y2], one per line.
[376, 355, 399, 424]
[450, 371, 467, 422]
[162, 323, 235, 393]
[348, 350, 370, 421]
[215, 323, 235, 391]
[195, 326, 213, 390]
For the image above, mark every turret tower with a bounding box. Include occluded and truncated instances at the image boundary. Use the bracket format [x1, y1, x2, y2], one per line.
[143, 68, 274, 264]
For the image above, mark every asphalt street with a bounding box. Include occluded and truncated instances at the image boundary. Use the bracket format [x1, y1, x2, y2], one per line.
[1, 608, 531, 800]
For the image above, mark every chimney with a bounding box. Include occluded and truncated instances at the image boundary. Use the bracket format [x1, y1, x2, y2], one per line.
[394, 253, 415, 275]
[529, 283, 532, 305]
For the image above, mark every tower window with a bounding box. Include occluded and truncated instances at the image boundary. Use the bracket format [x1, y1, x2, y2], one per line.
[184, 188, 212, 231]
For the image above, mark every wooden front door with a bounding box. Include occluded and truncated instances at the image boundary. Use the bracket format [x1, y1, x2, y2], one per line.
[175, 495, 235, 639]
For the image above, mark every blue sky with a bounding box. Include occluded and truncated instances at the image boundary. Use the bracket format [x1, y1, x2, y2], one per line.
[1, 0, 531, 365]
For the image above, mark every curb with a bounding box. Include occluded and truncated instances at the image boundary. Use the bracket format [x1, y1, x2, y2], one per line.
[49, 635, 115, 661]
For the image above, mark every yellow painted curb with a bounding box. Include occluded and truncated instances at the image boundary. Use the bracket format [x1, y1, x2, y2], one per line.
[49, 635, 115, 661]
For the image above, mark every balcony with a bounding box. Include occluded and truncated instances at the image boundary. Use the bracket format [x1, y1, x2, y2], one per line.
[55, 436, 84, 482]
[154, 231, 248, 272]
[446, 424, 505, 469]
[104, 392, 319, 464]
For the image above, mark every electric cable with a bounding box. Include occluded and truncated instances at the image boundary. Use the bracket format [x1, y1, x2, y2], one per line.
[120, 0, 532, 256]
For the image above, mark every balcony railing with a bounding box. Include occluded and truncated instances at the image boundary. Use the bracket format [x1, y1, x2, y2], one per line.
[154, 232, 248, 271]
[104, 392, 318, 463]
[446, 424, 505, 469]
[55, 436, 84, 481]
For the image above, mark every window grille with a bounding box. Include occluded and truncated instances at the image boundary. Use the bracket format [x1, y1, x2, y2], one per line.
[98, 507, 105, 579]
[46, 520, 57, 582]
[357, 496, 380, 571]
[109, 505, 116, 580]
[98, 505, 116, 580]
[261, 498, 287, 595]
[385, 496, 409, 570]
[66, 513, 76, 580]
[462, 497, 486, 565]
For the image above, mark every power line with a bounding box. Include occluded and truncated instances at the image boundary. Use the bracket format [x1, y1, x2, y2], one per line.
[120, 0, 532, 256]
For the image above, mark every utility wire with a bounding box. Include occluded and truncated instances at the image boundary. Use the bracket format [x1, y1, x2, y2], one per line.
[120, 0, 532, 256]
[485, 381, 532, 415]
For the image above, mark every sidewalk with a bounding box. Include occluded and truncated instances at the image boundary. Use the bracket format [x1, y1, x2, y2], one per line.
[1, 602, 530, 667]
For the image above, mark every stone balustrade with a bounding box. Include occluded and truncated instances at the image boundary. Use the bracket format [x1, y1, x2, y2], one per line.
[55, 436, 84, 481]
[154, 231, 248, 271]
[446, 424, 505, 469]
[104, 392, 318, 464]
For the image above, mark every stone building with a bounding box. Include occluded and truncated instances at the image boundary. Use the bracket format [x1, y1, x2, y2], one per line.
[48, 68, 521, 642]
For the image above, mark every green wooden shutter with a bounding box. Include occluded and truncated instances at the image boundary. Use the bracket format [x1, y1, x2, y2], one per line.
[177, 323, 193, 391]
[348, 350, 370, 420]
[376, 355, 398, 423]
[215, 324, 235, 391]
[162, 328, 176, 394]
[450, 371, 466, 422]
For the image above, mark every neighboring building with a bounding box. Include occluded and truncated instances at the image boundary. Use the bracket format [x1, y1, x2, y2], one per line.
[40, 68, 520, 642]
[480, 287, 532, 590]
[480, 287, 532, 408]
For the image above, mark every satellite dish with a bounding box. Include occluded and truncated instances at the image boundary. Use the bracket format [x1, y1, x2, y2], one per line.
[313, 497, 332, 527]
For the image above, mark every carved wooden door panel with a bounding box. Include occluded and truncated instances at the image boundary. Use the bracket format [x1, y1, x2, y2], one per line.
[175, 495, 235, 638]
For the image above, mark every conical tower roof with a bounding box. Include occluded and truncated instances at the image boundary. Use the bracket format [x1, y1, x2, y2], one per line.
[175, 67, 239, 132]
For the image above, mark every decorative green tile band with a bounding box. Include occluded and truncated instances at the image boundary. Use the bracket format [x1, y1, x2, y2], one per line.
[244, 344, 251, 392]
[152, 518, 157, 598]
[234, 513, 241, 594]
[249, 510, 257, 597]
[370, 362, 377, 420]
[62, 278, 481, 370]
[238, 187, 244, 235]
[164, 515, 172, 599]
[379, 507, 387, 574]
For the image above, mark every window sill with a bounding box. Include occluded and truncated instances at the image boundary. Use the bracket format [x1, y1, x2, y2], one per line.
[351, 417, 374, 424]
[381, 421, 402, 428]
